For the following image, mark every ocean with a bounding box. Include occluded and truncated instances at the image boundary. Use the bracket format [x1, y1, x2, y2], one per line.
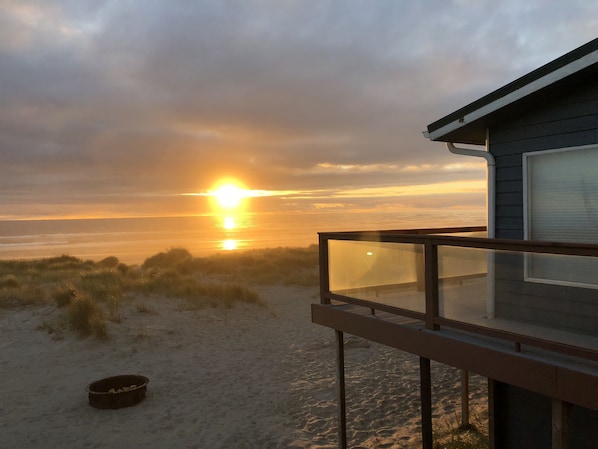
[0, 209, 485, 264]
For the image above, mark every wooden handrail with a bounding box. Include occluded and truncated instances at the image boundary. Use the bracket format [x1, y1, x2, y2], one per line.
[319, 226, 598, 362]
[319, 229, 598, 257]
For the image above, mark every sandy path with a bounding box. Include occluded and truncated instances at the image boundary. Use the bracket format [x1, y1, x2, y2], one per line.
[0, 285, 486, 448]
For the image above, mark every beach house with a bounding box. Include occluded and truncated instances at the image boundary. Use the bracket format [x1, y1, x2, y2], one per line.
[312, 37, 598, 448]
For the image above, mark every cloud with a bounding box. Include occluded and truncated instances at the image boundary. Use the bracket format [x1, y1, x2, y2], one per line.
[0, 0, 596, 218]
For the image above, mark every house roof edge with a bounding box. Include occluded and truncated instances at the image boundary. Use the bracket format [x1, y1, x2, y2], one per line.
[426, 38, 598, 144]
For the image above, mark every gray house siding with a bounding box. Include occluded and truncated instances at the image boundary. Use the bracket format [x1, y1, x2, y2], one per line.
[494, 251, 598, 334]
[489, 81, 598, 334]
[493, 382, 552, 449]
[490, 82, 598, 239]
[425, 39, 598, 449]
[493, 382, 598, 449]
[488, 73, 598, 448]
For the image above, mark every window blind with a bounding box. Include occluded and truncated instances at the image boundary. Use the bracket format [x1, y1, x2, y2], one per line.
[525, 145, 598, 288]
[527, 145, 598, 243]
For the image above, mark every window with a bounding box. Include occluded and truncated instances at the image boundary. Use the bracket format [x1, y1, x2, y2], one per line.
[524, 144, 598, 288]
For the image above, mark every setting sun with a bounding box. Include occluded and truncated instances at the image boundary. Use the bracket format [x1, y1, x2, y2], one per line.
[212, 182, 247, 209]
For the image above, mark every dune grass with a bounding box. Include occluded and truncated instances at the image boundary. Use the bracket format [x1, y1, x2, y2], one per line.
[141, 245, 319, 286]
[433, 408, 489, 449]
[67, 293, 108, 339]
[0, 245, 319, 339]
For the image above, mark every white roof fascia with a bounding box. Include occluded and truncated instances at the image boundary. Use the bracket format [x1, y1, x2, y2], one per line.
[427, 51, 598, 142]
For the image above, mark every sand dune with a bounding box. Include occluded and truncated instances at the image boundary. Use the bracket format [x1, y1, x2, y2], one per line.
[0, 285, 487, 448]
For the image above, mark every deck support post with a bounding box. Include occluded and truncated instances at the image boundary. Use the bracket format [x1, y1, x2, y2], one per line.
[488, 379, 496, 449]
[335, 330, 347, 449]
[552, 399, 571, 449]
[461, 370, 470, 428]
[420, 357, 434, 449]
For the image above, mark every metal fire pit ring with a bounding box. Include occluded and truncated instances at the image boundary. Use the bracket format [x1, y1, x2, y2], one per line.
[87, 374, 149, 409]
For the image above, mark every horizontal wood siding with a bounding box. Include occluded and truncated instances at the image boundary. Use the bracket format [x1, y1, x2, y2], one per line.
[494, 252, 598, 335]
[492, 382, 551, 449]
[491, 81, 598, 334]
[493, 382, 598, 448]
[490, 81, 598, 239]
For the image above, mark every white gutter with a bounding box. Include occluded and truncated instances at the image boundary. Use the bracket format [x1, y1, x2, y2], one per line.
[446, 140, 495, 238]
[447, 137, 496, 319]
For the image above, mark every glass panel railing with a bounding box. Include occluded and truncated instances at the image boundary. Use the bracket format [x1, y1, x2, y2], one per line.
[526, 252, 598, 289]
[438, 246, 598, 350]
[438, 245, 489, 323]
[328, 239, 425, 313]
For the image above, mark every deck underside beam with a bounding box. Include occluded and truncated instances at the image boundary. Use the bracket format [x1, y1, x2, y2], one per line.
[312, 303, 598, 411]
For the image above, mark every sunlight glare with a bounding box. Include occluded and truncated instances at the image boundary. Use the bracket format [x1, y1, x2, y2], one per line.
[222, 239, 238, 250]
[223, 216, 236, 230]
[213, 182, 246, 209]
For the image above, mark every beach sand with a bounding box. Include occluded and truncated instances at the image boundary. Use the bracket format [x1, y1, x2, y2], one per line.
[0, 285, 487, 448]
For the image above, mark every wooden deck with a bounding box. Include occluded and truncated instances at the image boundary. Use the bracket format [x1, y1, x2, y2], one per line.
[312, 300, 598, 409]
[331, 276, 598, 354]
[315, 228, 598, 448]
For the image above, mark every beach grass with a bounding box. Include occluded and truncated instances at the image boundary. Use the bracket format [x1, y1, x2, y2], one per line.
[67, 292, 108, 339]
[0, 245, 319, 338]
[146, 245, 319, 286]
[433, 407, 489, 449]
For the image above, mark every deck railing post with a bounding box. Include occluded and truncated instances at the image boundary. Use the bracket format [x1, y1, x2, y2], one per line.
[424, 240, 440, 330]
[319, 234, 331, 304]
[415, 245, 425, 291]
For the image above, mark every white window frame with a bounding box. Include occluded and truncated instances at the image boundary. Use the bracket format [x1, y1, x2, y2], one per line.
[523, 143, 598, 290]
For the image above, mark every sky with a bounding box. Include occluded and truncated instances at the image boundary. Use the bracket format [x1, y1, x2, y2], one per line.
[1, 0, 597, 220]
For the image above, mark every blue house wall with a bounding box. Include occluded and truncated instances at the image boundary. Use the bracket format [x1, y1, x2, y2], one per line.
[491, 81, 598, 239]
[488, 71, 598, 449]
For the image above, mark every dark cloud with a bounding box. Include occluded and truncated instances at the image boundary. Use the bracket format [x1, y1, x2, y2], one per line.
[1, 0, 597, 218]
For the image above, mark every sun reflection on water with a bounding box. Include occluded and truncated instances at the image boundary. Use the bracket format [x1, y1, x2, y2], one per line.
[215, 212, 251, 252]
[222, 239, 238, 250]
[216, 214, 244, 252]
[223, 216, 236, 230]
[208, 178, 256, 252]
